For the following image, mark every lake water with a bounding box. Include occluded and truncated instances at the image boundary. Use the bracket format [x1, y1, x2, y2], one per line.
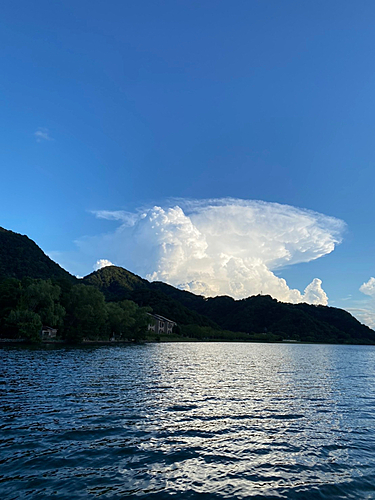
[1, 343, 375, 499]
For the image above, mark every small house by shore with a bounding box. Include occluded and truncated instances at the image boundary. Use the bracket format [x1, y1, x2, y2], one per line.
[40, 326, 58, 339]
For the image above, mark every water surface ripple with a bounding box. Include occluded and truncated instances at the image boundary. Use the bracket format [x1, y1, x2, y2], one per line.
[1, 343, 375, 499]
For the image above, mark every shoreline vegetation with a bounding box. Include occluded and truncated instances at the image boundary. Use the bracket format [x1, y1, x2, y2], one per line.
[0, 337, 345, 346]
[1, 337, 371, 348]
[1, 275, 374, 345]
[1, 226, 375, 346]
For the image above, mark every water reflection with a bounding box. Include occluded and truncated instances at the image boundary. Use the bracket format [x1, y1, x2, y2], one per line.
[1, 343, 375, 499]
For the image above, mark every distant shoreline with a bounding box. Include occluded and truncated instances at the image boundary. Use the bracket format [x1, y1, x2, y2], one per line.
[1, 338, 375, 347]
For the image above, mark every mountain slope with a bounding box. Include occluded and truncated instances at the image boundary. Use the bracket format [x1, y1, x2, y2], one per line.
[84, 266, 375, 344]
[83, 266, 148, 299]
[83, 266, 218, 328]
[151, 283, 375, 343]
[0, 227, 76, 282]
[199, 293, 375, 343]
[1, 225, 374, 345]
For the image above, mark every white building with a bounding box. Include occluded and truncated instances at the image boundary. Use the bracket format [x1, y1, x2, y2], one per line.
[40, 326, 58, 339]
[147, 314, 177, 335]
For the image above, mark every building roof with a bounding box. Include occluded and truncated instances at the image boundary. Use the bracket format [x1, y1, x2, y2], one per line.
[147, 313, 177, 325]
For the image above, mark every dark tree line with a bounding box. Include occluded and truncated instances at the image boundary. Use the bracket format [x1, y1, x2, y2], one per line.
[0, 278, 150, 343]
[85, 267, 375, 344]
[2, 227, 375, 345]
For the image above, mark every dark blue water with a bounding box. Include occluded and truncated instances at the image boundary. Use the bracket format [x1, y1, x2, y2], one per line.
[1, 343, 375, 499]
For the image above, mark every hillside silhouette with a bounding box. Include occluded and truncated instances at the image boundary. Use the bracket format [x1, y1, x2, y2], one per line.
[1, 226, 374, 344]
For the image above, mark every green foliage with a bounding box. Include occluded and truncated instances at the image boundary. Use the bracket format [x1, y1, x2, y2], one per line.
[106, 300, 151, 341]
[180, 324, 246, 340]
[199, 294, 375, 344]
[0, 278, 64, 342]
[0, 278, 22, 310]
[7, 309, 42, 342]
[131, 288, 217, 327]
[84, 267, 217, 328]
[0, 227, 76, 282]
[0, 278, 22, 337]
[106, 301, 129, 337]
[83, 266, 147, 301]
[0, 276, 152, 343]
[21, 279, 65, 327]
[1, 227, 375, 345]
[63, 285, 108, 343]
[133, 306, 152, 341]
[179, 325, 282, 342]
[79, 267, 375, 344]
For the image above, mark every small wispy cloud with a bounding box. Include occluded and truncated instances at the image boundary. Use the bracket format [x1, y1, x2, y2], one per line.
[91, 210, 137, 224]
[34, 127, 54, 142]
[355, 277, 375, 328]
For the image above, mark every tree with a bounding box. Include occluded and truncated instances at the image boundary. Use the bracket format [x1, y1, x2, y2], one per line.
[64, 285, 108, 342]
[22, 279, 65, 328]
[106, 300, 151, 341]
[132, 306, 151, 341]
[0, 278, 22, 338]
[1, 278, 64, 342]
[7, 309, 42, 342]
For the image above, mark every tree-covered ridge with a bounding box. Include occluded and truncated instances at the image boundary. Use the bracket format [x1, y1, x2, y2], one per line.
[83, 266, 217, 328]
[199, 294, 375, 344]
[0, 227, 75, 282]
[86, 267, 375, 344]
[83, 266, 148, 299]
[1, 228, 374, 345]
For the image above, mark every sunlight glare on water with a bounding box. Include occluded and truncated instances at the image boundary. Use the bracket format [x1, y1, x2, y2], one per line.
[1, 343, 375, 499]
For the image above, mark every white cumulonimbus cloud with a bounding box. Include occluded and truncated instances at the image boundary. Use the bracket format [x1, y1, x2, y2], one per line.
[94, 259, 114, 271]
[78, 198, 345, 305]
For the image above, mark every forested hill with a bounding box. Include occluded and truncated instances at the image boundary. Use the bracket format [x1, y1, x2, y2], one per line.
[1, 226, 374, 344]
[0, 227, 76, 282]
[83, 266, 148, 298]
[147, 282, 374, 343]
[83, 267, 217, 328]
[85, 266, 375, 344]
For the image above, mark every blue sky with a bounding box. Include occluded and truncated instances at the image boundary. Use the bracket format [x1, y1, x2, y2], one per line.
[1, 1, 375, 325]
